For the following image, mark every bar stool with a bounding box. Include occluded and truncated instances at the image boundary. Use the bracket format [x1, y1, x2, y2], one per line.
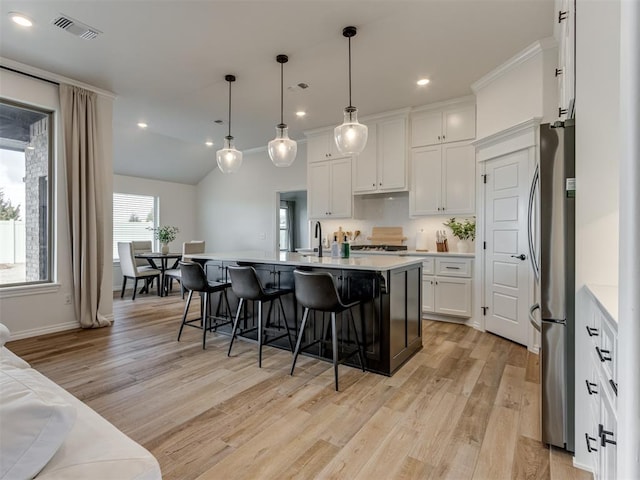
[227, 266, 295, 368]
[178, 261, 233, 349]
[291, 270, 365, 391]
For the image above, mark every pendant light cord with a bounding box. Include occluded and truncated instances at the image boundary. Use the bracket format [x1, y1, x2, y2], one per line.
[227, 79, 232, 138]
[348, 35, 352, 108]
[280, 61, 284, 126]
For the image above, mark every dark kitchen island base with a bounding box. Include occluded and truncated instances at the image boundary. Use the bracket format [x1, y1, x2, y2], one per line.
[189, 252, 423, 376]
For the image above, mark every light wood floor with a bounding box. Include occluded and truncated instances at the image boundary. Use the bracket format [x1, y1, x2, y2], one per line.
[7, 293, 592, 480]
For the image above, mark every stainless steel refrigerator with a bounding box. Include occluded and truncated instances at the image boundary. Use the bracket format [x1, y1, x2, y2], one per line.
[528, 119, 575, 451]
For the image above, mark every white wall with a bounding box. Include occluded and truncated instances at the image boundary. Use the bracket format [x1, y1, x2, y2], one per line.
[473, 39, 558, 139]
[0, 66, 114, 339]
[196, 145, 307, 253]
[112, 174, 197, 290]
[574, 0, 620, 288]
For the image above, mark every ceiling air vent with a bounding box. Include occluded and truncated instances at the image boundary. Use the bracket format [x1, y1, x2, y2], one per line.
[51, 14, 102, 40]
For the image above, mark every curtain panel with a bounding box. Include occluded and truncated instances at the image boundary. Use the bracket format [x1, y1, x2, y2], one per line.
[60, 84, 111, 328]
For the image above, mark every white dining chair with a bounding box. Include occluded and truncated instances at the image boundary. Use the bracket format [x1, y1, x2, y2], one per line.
[118, 242, 161, 300]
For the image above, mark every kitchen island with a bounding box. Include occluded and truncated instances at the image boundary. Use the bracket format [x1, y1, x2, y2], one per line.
[186, 251, 423, 375]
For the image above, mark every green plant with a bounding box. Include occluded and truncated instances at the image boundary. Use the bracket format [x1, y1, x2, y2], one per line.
[443, 217, 475, 241]
[150, 225, 179, 244]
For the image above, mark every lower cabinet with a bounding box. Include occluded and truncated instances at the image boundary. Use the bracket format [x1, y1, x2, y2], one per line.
[576, 286, 618, 479]
[421, 257, 472, 318]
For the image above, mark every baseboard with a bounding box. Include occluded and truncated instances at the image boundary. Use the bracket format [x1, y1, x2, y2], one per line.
[8, 321, 80, 340]
[422, 314, 468, 325]
[528, 344, 540, 355]
[572, 458, 594, 474]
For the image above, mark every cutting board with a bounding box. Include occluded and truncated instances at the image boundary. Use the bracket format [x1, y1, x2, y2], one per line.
[367, 226, 407, 246]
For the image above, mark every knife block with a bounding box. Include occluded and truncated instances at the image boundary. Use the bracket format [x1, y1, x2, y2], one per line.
[436, 239, 449, 252]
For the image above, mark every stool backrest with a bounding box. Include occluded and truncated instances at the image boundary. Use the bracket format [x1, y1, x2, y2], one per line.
[227, 266, 264, 301]
[293, 270, 342, 312]
[179, 261, 208, 292]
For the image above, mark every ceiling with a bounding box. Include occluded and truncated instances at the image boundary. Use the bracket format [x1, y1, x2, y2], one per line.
[0, 1, 554, 184]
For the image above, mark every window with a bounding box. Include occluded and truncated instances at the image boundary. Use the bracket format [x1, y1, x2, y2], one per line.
[113, 193, 156, 260]
[279, 206, 289, 251]
[0, 100, 53, 287]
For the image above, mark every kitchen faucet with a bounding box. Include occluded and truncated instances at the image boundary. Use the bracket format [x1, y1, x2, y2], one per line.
[314, 221, 323, 257]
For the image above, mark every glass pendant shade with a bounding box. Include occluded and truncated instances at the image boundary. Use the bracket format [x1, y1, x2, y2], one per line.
[334, 106, 368, 155]
[268, 125, 297, 167]
[216, 136, 243, 173]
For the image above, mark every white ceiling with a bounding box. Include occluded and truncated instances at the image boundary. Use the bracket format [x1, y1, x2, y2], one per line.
[0, 1, 554, 184]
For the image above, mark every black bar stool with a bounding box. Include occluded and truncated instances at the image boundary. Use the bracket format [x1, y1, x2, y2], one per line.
[178, 261, 233, 349]
[227, 266, 295, 367]
[291, 270, 365, 391]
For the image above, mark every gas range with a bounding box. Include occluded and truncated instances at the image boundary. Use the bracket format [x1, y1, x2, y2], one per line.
[350, 245, 408, 252]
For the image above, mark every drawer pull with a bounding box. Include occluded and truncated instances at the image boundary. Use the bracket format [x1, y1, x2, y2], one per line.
[596, 346, 612, 363]
[585, 380, 598, 395]
[609, 379, 618, 396]
[586, 326, 599, 337]
[445, 266, 461, 270]
[599, 424, 617, 447]
[585, 433, 598, 453]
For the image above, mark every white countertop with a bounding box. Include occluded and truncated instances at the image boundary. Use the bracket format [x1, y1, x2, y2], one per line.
[187, 251, 423, 272]
[351, 249, 475, 258]
[586, 284, 619, 324]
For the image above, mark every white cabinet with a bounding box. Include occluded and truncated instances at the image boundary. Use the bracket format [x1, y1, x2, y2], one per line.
[353, 116, 408, 193]
[308, 158, 352, 219]
[307, 131, 342, 163]
[556, 0, 575, 120]
[576, 286, 617, 479]
[422, 257, 472, 318]
[410, 104, 475, 147]
[410, 141, 476, 216]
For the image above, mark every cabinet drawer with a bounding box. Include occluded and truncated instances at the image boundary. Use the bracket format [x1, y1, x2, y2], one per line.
[435, 258, 472, 277]
[422, 258, 435, 275]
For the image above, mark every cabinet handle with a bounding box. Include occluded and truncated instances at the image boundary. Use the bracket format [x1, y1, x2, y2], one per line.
[445, 266, 461, 270]
[559, 107, 568, 116]
[609, 379, 618, 396]
[379, 182, 382, 186]
[585, 380, 598, 395]
[558, 10, 568, 22]
[585, 433, 598, 453]
[372, 183, 376, 187]
[437, 135, 441, 141]
[599, 424, 617, 447]
[586, 326, 599, 337]
[442, 135, 445, 140]
[596, 346, 612, 363]
[555, 67, 563, 77]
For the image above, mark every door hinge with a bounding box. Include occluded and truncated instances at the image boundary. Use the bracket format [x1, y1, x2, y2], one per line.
[481, 174, 487, 184]
[481, 306, 488, 316]
[483, 241, 486, 250]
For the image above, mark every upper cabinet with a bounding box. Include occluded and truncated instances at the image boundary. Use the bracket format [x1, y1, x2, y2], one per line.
[556, 0, 575, 120]
[308, 157, 352, 219]
[307, 131, 342, 163]
[410, 103, 476, 147]
[352, 115, 408, 194]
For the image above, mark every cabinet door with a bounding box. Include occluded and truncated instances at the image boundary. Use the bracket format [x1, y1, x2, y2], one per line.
[307, 132, 334, 162]
[329, 158, 352, 218]
[434, 277, 471, 317]
[442, 104, 476, 143]
[598, 390, 617, 480]
[442, 142, 476, 214]
[410, 110, 442, 147]
[422, 275, 435, 313]
[378, 117, 407, 191]
[410, 145, 442, 215]
[308, 162, 331, 218]
[352, 123, 378, 193]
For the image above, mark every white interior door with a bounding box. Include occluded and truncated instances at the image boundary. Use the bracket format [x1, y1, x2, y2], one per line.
[484, 150, 531, 346]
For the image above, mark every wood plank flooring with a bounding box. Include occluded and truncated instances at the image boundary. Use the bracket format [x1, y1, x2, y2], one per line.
[7, 293, 592, 480]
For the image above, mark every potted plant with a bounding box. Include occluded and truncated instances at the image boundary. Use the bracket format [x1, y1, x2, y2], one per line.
[443, 217, 475, 253]
[150, 225, 179, 254]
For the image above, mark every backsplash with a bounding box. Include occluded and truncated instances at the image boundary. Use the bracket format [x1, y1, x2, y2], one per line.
[316, 193, 476, 252]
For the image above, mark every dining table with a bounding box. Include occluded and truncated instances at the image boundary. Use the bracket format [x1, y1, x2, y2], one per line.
[135, 252, 182, 297]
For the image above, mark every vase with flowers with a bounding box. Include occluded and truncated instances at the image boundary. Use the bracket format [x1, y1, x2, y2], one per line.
[443, 217, 475, 253]
[150, 225, 179, 254]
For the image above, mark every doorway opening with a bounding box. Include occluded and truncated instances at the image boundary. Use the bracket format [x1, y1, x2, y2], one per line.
[276, 190, 308, 252]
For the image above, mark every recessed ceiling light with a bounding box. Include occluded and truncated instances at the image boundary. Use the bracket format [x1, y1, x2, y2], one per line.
[137, 122, 148, 129]
[296, 111, 306, 117]
[10, 12, 33, 27]
[417, 78, 430, 86]
[205, 141, 214, 147]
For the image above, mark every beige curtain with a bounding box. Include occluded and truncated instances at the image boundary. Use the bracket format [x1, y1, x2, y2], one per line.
[60, 84, 111, 328]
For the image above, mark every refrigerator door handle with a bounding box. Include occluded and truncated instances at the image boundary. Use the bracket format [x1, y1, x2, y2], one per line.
[529, 303, 541, 332]
[527, 164, 540, 280]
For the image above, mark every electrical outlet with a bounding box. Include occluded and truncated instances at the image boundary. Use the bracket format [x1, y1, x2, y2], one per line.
[64, 294, 72, 305]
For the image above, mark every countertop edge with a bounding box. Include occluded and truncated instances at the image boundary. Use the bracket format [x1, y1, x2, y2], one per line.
[585, 284, 619, 325]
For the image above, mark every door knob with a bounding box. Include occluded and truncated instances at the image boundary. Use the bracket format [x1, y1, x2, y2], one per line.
[511, 254, 526, 261]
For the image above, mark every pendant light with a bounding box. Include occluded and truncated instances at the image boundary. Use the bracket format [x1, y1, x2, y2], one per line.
[268, 54, 297, 167]
[334, 26, 368, 156]
[216, 74, 243, 174]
